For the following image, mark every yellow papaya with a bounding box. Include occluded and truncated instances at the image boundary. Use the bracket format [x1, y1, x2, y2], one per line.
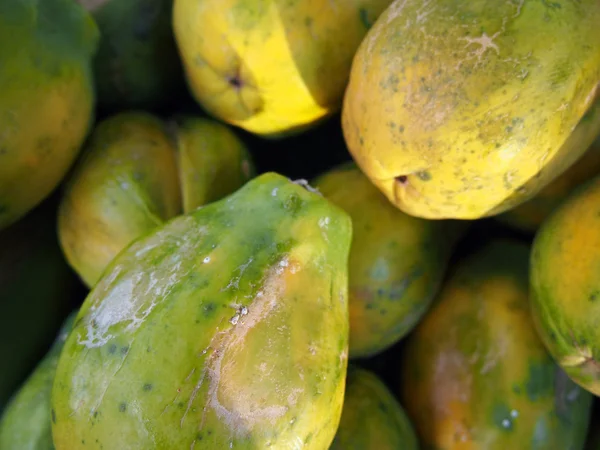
[58, 112, 254, 287]
[342, 0, 600, 219]
[172, 0, 394, 138]
[0, 0, 99, 230]
[498, 101, 600, 232]
[313, 163, 463, 358]
[330, 366, 418, 450]
[531, 174, 600, 396]
[51, 173, 352, 449]
[401, 240, 593, 449]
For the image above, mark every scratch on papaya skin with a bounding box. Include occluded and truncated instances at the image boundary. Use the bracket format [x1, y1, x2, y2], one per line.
[90, 343, 132, 419]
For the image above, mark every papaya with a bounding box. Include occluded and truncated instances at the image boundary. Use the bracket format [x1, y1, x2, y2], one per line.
[51, 173, 352, 449]
[58, 111, 254, 288]
[330, 365, 418, 450]
[342, 0, 600, 220]
[0, 0, 99, 230]
[78, 0, 185, 111]
[497, 101, 600, 232]
[0, 201, 79, 410]
[530, 174, 600, 397]
[172, 0, 394, 138]
[313, 163, 463, 358]
[0, 312, 75, 450]
[401, 240, 593, 449]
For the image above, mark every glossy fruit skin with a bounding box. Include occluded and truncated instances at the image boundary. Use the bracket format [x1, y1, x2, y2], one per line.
[498, 101, 600, 232]
[0, 0, 99, 230]
[0, 313, 76, 450]
[172, 0, 393, 137]
[342, 0, 600, 219]
[330, 366, 418, 450]
[80, 0, 185, 111]
[51, 173, 352, 450]
[314, 163, 463, 358]
[401, 240, 593, 450]
[531, 175, 600, 396]
[58, 112, 254, 288]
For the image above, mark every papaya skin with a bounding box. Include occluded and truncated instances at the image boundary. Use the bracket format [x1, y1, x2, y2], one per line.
[401, 240, 592, 449]
[497, 101, 600, 232]
[0, 0, 99, 230]
[51, 173, 352, 449]
[531, 175, 600, 397]
[313, 163, 463, 358]
[172, 0, 393, 138]
[58, 112, 182, 288]
[342, 0, 600, 219]
[0, 313, 75, 450]
[173, 116, 255, 212]
[330, 366, 418, 450]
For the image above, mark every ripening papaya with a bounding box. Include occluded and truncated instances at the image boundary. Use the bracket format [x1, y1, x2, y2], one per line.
[58, 111, 254, 288]
[51, 173, 352, 449]
[330, 366, 418, 450]
[342, 0, 600, 219]
[498, 101, 600, 232]
[401, 240, 593, 449]
[172, 0, 394, 138]
[78, 0, 185, 111]
[0, 312, 75, 450]
[0, 0, 99, 230]
[313, 163, 463, 358]
[531, 174, 600, 397]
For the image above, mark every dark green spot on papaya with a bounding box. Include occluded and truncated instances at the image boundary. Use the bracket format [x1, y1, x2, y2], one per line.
[359, 8, 372, 28]
[119, 403, 127, 412]
[589, 291, 599, 302]
[120, 345, 129, 355]
[143, 383, 153, 391]
[525, 362, 554, 401]
[52, 408, 56, 423]
[108, 344, 117, 354]
[203, 302, 215, 316]
[417, 171, 431, 181]
[492, 403, 513, 432]
[283, 194, 303, 214]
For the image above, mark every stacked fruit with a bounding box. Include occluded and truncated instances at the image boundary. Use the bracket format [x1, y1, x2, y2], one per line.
[0, 0, 599, 449]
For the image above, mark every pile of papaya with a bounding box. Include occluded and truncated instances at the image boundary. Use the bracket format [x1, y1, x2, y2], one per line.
[1, 0, 599, 448]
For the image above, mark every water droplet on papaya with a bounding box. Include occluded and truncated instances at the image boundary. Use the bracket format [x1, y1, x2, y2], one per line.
[502, 419, 511, 428]
[203, 256, 211, 263]
[230, 314, 240, 325]
[510, 409, 518, 418]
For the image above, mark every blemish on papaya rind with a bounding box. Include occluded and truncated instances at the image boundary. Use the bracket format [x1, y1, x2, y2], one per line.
[525, 362, 553, 401]
[180, 258, 304, 437]
[359, 8, 372, 28]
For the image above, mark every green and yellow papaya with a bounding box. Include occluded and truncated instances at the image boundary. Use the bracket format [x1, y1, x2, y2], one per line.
[58, 111, 254, 287]
[330, 366, 418, 450]
[401, 240, 593, 449]
[0, 313, 75, 450]
[498, 101, 600, 232]
[313, 163, 463, 358]
[0, 201, 79, 409]
[0, 0, 99, 230]
[531, 174, 600, 396]
[173, 0, 394, 138]
[51, 173, 352, 449]
[342, 0, 600, 219]
[79, 0, 185, 111]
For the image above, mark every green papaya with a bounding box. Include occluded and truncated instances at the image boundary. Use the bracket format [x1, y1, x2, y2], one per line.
[0, 201, 79, 409]
[51, 173, 352, 449]
[79, 0, 185, 111]
[330, 366, 418, 450]
[497, 101, 600, 232]
[58, 111, 254, 288]
[313, 163, 464, 358]
[0, 312, 76, 450]
[530, 174, 600, 396]
[401, 240, 593, 449]
[0, 0, 99, 230]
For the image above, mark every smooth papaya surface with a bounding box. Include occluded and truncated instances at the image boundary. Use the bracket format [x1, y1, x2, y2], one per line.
[79, 0, 184, 111]
[498, 101, 600, 232]
[173, 0, 393, 137]
[330, 366, 418, 450]
[314, 163, 462, 358]
[58, 112, 254, 288]
[0, 313, 75, 450]
[0, 0, 99, 230]
[401, 240, 592, 449]
[531, 175, 600, 396]
[52, 173, 352, 449]
[0, 201, 79, 410]
[342, 0, 600, 219]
